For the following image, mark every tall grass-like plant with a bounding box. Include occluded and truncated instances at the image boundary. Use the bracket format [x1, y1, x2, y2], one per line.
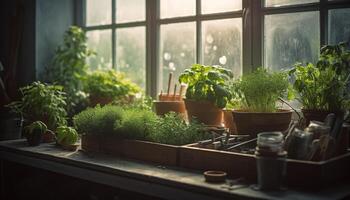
[232, 68, 291, 112]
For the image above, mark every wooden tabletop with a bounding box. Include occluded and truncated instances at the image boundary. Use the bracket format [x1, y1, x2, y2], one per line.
[0, 139, 349, 200]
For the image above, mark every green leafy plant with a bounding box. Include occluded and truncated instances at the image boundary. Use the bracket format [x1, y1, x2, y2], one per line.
[73, 105, 124, 136]
[56, 125, 79, 145]
[289, 42, 350, 112]
[44, 26, 94, 116]
[232, 68, 291, 112]
[149, 112, 208, 145]
[114, 108, 158, 140]
[24, 121, 47, 136]
[7, 82, 67, 130]
[84, 70, 141, 99]
[179, 64, 233, 108]
[113, 95, 153, 111]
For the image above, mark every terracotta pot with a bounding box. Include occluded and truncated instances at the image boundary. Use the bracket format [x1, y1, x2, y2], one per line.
[223, 109, 237, 134]
[81, 134, 100, 153]
[89, 95, 114, 107]
[301, 109, 333, 125]
[153, 101, 186, 117]
[184, 99, 223, 126]
[232, 110, 292, 137]
[42, 130, 55, 143]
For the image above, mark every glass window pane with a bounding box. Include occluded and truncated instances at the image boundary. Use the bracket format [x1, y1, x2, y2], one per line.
[201, 0, 242, 14]
[160, 22, 196, 92]
[202, 18, 242, 77]
[160, 0, 196, 19]
[265, 0, 318, 7]
[264, 12, 320, 71]
[86, 0, 112, 26]
[116, 0, 145, 23]
[328, 8, 350, 45]
[87, 30, 112, 70]
[116, 27, 146, 89]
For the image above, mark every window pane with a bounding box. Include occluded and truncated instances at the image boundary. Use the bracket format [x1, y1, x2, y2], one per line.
[201, 0, 242, 14]
[116, 27, 146, 89]
[328, 8, 350, 45]
[265, 0, 318, 7]
[86, 0, 111, 26]
[160, 0, 196, 19]
[87, 30, 112, 70]
[264, 12, 320, 71]
[116, 0, 145, 23]
[160, 22, 196, 92]
[202, 18, 242, 77]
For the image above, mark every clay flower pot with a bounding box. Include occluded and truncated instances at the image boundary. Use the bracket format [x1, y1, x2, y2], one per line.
[184, 99, 223, 126]
[89, 95, 114, 107]
[301, 109, 333, 125]
[232, 110, 292, 137]
[223, 109, 237, 134]
[153, 100, 186, 117]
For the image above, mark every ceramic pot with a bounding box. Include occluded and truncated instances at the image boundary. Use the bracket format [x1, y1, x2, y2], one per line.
[153, 101, 186, 117]
[184, 99, 223, 126]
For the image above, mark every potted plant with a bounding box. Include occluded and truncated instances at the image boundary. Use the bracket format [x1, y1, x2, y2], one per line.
[6, 82, 67, 139]
[84, 70, 140, 106]
[56, 125, 79, 151]
[44, 26, 93, 117]
[289, 42, 350, 124]
[73, 104, 209, 165]
[231, 68, 293, 137]
[179, 64, 233, 126]
[24, 121, 47, 146]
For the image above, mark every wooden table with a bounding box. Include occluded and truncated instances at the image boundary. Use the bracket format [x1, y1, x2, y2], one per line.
[0, 139, 349, 200]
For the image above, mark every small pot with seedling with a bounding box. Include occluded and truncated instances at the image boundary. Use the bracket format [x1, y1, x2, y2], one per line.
[231, 68, 293, 137]
[24, 121, 47, 146]
[56, 125, 79, 151]
[179, 64, 233, 126]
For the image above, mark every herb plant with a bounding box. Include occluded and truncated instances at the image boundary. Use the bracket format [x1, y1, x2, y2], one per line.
[44, 26, 94, 116]
[289, 42, 350, 112]
[232, 68, 291, 112]
[56, 125, 79, 145]
[179, 64, 233, 108]
[114, 108, 158, 140]
[73, 105, 124, 136]
[84, 70, 141, 99]
[7, 82, 67, 130]
[149, 112, 208, 145]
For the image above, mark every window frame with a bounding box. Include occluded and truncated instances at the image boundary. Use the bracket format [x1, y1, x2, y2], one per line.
[79, 0, 350, 98]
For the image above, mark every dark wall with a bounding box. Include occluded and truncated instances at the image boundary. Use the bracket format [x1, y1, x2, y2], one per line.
[0, 0, 75, 88]
[36, 0, 75, 79]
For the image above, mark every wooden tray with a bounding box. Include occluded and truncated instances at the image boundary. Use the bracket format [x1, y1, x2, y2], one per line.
[81, 134, 179, 166]
[180, 143, 350, 187]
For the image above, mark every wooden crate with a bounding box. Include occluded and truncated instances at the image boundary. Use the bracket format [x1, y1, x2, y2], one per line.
[81, 135, 179, 166]
[180, 143, 350, 187]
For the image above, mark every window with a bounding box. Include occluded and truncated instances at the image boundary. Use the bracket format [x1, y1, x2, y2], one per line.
[82, 0, 350, 96]
[158, 0, 243, 92]
[85, 0, 146, 89]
